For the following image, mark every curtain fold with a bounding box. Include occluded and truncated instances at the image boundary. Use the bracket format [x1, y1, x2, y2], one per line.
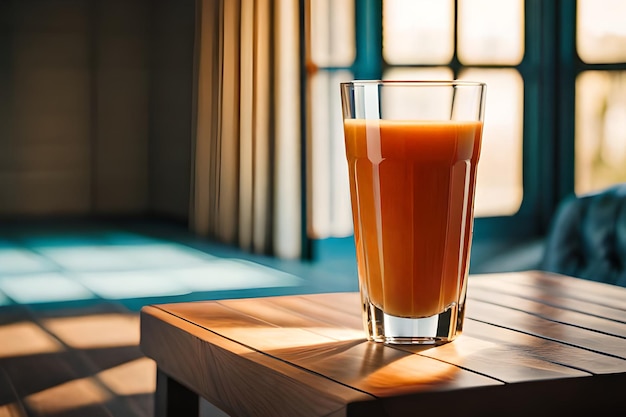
[192, 0, 302, 259]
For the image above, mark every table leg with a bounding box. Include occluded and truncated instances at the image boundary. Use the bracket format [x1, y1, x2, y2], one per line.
[155, 368, 199, 417]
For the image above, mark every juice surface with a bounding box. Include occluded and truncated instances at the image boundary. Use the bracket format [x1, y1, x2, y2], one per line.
[343, 119, 483, 318]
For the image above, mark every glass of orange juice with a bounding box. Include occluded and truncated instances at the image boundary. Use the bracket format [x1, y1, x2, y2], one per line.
[340, 80, 486, 345]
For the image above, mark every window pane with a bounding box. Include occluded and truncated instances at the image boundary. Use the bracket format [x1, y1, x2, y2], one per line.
[460, 68, 523, 216]
[575, 71, 626, 194]
[383, 0, 454, 65]
[458, 0, 524, 65]
[577, 0, 626, 63]
[308, 70, 354, 238]
[382, 68, 454, 119]
[310, 0, 355, 67]
[383, 67, 454, 80]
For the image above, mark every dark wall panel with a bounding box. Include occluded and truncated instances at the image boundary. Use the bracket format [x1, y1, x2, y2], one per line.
[149, 0, 195, 221]
[0, 0, 195, 220]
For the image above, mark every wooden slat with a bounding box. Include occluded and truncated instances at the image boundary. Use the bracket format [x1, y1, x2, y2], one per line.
[468, 285, 626, 337]
[483, 271, 626, 311]
[268, 294, 364, 328]
[299, 292, 363, 316]
[160, 300, 345, 350]
[295, 341, 501, 397]
[469, 274, 626, 323]
[219, 297, 356, 330]
[219, 296, 364, 339]
[428, 320, 626, 377]
[156, 301, 345, 353]
[466, 299, 626, 359]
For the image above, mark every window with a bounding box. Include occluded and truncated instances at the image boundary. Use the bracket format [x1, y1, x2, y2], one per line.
[575, 0, 626, 194]
[306, 0, 626, 262]
[307, 0, 528, 242]
[576, 0, 626, 64]
[307, 0, 355, 239]
[383, 0, 453, 65]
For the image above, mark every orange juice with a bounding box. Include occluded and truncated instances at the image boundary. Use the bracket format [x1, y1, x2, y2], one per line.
[343, 119, 483, 318]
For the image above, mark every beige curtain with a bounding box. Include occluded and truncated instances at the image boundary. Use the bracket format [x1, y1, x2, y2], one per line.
[192, 0, 303, 259]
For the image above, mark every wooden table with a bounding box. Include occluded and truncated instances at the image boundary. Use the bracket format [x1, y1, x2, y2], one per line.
[140, 271, 626, 416]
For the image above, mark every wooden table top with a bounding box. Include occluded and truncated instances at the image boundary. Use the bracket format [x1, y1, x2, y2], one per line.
[140, 271, 626, 416]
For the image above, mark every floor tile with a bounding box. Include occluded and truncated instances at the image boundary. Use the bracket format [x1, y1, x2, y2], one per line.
[0, 321, 63, 359]
[174, 259, 305, 292]
[108, 244, 216, 269]
[76, 271, 191, 300]
[34, 246, 140, 272]
[0, 273, 96, 304]
[0, 248, 57, 276]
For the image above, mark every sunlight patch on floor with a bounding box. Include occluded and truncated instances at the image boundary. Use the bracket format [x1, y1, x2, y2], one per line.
[0, 273, 95, 304]
[76, 271, 192, 300]
[0, 321, 63, 359]
[97, 357, 156, 396]
[0, 248, 56, 275]
[41, 313, 141, 349]
[25, 376, 112, 415]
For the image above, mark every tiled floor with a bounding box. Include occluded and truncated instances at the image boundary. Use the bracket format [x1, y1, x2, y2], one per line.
[0, 220, 359, 417]
[1, 301, 152, 417]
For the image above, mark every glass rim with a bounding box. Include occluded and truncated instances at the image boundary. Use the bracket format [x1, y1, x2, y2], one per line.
[341, 80, 486, 87]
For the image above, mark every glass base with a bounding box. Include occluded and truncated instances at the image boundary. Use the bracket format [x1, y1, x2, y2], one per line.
[363, 301, 460, 345]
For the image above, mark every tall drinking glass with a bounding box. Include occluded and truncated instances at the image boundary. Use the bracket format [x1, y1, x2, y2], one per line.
[340, 80, 486, 345]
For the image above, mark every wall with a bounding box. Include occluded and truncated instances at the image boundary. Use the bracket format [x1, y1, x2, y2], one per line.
[0, 0, 194, 220]
[0, 0, 92, 215]
[149, 0, 195, 221]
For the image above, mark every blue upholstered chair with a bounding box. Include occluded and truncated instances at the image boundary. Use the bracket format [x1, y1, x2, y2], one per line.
[541, 183, 626, 287]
